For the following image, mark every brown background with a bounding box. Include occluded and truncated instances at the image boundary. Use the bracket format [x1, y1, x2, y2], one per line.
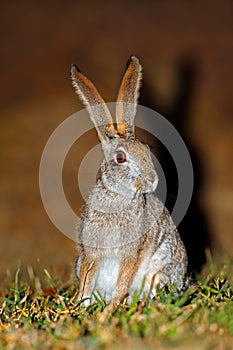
[0, 1, 232, 282]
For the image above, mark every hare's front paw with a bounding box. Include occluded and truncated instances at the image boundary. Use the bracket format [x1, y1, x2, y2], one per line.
[105, 299, 120, 313]
[106, 294, 128, 311]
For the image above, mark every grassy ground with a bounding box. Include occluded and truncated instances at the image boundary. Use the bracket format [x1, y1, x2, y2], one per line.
[0, 262, 232, 350]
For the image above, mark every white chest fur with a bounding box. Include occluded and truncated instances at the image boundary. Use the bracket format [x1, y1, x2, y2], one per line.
[76, 256, 122, 303]
[95, 256, 121, 301]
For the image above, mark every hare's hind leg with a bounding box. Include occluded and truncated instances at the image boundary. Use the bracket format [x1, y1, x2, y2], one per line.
[77, 256, 99, 306]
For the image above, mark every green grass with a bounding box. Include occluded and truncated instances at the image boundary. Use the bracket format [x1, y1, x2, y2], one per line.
[0, 262, 232, 350]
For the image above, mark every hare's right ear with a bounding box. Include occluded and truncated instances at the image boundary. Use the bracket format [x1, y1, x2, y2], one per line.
[71, 64, 115, 143]
[116, 56, 143, 138]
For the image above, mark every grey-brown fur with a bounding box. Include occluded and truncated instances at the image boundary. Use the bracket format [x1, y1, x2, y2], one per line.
[71, 56, 188, 307]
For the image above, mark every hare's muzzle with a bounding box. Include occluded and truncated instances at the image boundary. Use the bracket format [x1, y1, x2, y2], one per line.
[135, 170, 158, 194]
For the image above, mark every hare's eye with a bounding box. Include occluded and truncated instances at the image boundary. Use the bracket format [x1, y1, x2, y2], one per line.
[116, 150, 127, 164]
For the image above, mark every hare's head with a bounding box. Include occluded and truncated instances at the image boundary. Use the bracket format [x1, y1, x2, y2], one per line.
[71, 56, 158, 198]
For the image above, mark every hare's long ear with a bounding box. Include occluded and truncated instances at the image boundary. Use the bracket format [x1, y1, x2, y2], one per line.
[71, 64, 115, 142]
[116, 56, 143, 138]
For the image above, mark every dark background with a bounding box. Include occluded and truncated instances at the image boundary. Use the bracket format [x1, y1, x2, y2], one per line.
[0, 1, 232, 282]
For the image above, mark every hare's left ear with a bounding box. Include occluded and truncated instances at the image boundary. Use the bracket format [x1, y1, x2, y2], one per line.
[71, 64, 115, 143]
[116, 56, 143, 138]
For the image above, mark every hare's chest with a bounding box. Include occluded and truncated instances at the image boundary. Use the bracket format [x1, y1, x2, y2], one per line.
[95, 256, 121, 301]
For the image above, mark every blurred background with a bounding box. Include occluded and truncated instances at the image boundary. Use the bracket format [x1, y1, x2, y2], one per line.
[0, 1, 232, 283]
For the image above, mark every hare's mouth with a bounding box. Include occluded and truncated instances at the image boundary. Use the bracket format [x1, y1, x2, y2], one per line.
[150, 178, 159, 192]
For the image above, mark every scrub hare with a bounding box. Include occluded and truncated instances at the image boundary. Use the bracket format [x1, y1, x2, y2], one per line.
[71, 56, 187, 307]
